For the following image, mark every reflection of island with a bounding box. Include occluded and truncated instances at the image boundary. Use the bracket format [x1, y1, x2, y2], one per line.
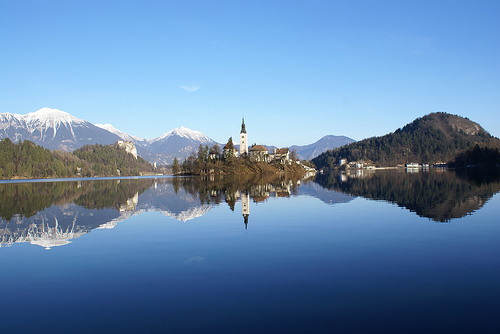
[0, 174, 309, 248]
[314, 169, 500, 222]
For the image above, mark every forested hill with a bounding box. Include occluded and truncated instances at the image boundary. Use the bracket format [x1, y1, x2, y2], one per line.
[0, 139, 153, 179]
[312, 112, 500, 169]
[73, 144, 153, 176]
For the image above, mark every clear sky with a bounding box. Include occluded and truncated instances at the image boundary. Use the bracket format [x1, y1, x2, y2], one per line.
[1, 0, 499, 146]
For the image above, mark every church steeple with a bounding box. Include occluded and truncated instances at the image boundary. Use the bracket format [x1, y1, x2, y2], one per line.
[240, 118, 247, 134]
[239, 118, 248, 156]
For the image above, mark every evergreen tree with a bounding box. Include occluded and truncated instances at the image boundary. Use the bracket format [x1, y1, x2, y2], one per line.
[172, 157, 181, 174]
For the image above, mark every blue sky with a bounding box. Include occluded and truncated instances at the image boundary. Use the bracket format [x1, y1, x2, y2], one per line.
[1, 0, 499, 146]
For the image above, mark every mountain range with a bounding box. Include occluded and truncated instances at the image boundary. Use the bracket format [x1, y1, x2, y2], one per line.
[0, 108, 121, 151]
[1, 108, 352, 164]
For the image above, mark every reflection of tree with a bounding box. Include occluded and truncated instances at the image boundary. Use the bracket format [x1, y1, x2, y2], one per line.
[0, 179, 155, 221]
[173, 177, 180, 194]
[314, 170, 500, 222]
[1, 174, 304, 222]
[74, 179, 154, 209]
[0, 182, 85, 221]
[177, 173, 302, 208]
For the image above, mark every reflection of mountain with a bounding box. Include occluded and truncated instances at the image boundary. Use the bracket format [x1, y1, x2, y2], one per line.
[0, 204, 126, 249]
[0, 179, 153, 248]
[0, 175, 307, 248]
[137, 181, 215, 222]
[314, 169, 500, 222]
[298, 181, 353, 205]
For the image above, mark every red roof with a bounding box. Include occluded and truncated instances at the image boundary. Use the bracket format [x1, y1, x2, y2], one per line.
[275, 148, 289, 154]
[249, 145, 268, 152]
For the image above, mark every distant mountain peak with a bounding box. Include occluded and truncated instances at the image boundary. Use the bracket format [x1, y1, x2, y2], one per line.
[290, 135, 356, 160]
[24, 107, 85, 126]
[0, 107, 122, 151]
[157, 126, 212, 143]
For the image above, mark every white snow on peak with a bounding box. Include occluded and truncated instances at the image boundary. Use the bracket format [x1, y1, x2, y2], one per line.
[24, 107, 85, 126]
[19, 108, 87, 141]
[156, 126, 212, 143]
[174, 205, 213, 222]
[95, 123, 143, 142]
[95, 123, 117, 132]
[1, 108, 217, 148]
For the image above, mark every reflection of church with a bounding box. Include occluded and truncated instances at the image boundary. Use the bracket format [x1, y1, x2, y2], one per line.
[238, 179, 295, 230]
[241, 191, 250, 229]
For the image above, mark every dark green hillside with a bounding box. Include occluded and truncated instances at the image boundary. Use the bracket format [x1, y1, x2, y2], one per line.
[0, 139, 153, 179]
[73, 143, 153, 176]
[0, 138, 77, 179]
[449, 145, 500, 168]
[312, 112, 500, 169]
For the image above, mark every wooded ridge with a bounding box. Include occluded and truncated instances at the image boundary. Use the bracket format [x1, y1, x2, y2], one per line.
[0, 138, 154, 179]
[312, 112, 500, 169]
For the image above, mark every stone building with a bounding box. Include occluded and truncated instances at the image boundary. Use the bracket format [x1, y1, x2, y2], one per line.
[249, 145, 269, 162]
[274, 148, 290, 163]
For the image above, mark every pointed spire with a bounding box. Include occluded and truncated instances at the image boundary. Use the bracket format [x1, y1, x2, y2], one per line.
[240, 117, 246, 134]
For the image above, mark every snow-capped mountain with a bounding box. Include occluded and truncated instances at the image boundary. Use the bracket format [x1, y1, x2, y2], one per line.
[0, 108, 122, 151]
[93, 125, 219, 164]
[0, 108, 220, 164]
[95, 123, 144, 143]
[153, 126, 214, 143]
[143, 127, 218, 165]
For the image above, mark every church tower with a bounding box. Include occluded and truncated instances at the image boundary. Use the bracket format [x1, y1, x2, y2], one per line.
[240, 118, 248, 157]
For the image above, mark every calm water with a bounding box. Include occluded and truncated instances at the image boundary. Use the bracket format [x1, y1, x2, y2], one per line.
[1, 170, 499, 333]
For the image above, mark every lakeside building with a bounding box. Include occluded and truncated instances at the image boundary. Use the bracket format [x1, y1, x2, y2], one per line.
[232, 119, 292, 164]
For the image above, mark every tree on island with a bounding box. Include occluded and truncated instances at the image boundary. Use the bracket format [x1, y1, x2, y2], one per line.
[224, 137, 236, 159]
[210, 144, 221, 161]
[226, 137, 234, 150]
[172, 157, 180, 174]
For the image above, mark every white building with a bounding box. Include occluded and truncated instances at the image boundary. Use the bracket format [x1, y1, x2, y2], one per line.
[239, 118, 248, 157]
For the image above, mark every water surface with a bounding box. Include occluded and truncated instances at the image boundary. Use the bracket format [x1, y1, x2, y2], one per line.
[1, 170, 499, 333]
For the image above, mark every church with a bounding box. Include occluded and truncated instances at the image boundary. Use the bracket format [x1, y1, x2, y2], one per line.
[223, 118, 292, 164]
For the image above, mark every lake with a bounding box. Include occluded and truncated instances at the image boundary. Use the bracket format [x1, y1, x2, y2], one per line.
[1, 170, 499, 333]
